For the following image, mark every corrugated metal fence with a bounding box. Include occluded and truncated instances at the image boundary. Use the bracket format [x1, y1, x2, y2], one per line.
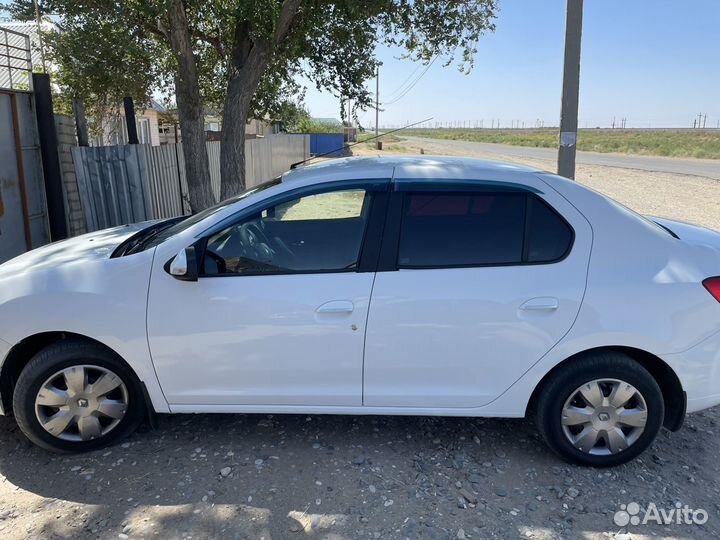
[73, 135, 309, 232]
[140, 143, 188, 218]
[308, 133, 345, 155]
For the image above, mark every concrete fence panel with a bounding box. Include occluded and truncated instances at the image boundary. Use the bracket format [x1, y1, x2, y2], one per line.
[54, 114, 87, 237]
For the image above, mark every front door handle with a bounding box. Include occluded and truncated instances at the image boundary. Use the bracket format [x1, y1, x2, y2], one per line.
[316, 300, 354, 315]
[519, 297, 559, 311]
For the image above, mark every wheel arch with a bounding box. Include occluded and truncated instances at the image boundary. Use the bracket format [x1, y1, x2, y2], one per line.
[526, 345, 686, 431]
[0, 331, 147, 416]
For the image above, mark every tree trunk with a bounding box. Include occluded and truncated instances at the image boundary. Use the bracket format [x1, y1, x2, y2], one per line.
[167, 0, 215, 212]
[220, 0, 302, 199]
[220, 62, 265, 200]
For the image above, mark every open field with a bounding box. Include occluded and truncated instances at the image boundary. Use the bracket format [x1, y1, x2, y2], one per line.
[352, 135, 720, 231]
[402, 128, 720, 159]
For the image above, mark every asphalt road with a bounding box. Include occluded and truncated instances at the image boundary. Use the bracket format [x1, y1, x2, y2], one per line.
[399, 136, 720, 180]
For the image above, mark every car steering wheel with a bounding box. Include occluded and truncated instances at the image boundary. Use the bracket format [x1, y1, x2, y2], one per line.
[239, 222, 275, 262]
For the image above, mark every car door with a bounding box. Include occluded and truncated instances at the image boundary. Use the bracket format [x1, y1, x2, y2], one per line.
[363, 178, 591, 409]
[147, 180, 388, 408]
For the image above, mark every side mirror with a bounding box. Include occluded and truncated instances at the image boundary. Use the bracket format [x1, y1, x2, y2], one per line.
[167, 246, 199, 282]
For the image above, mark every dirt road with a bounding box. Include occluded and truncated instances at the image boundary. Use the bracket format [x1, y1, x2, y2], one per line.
[398, 136, 720, 181]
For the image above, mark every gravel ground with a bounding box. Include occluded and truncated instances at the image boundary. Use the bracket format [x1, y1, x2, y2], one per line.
[1, 144, 719, 540]
[1, 411, 719, 540]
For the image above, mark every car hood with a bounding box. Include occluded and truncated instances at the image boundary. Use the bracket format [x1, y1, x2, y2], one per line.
[0, 221, 158, 279]
[0, 222, 161, 347]
[650, 217, 720, 249]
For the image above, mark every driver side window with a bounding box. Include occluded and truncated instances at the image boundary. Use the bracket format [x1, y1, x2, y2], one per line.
[202, 188, 369, 275]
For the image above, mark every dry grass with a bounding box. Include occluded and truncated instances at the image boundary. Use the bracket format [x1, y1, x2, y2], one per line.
[403, 128, 720, 159]
[275, 190, 365, 220]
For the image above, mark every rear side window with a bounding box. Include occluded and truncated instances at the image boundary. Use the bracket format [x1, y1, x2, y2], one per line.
[525, 196, 574, 262]
[397, 191, 572, 268]
[399, 193, 526, 267]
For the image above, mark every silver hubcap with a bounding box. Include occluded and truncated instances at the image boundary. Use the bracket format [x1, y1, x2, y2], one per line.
[34, 365, 129, 442]
[561, 378, 648, 455]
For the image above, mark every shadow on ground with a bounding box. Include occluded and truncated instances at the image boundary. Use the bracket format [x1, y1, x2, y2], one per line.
[0, 411, 717, 540]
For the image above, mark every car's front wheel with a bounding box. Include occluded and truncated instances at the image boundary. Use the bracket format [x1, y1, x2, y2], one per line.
[13, 339, 145, 453]
[535, 351, 664, 467]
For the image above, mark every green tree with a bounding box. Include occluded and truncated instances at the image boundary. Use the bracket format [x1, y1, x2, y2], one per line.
[47, 19, 165, 141]
[272, 100, 311, 132]
[2, 1, 167, 140]
[4, 0, 497, 211]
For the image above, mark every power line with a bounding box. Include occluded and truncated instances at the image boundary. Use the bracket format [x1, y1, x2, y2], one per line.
[382, 57, 436, 105]
[381, 62, 424, 102]
[381, 56, 438, 106]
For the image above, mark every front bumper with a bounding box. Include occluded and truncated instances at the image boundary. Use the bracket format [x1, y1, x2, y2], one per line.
[0, 338, 10, 415]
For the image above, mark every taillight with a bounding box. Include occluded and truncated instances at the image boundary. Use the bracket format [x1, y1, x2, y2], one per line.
[703, 277, 720, 302]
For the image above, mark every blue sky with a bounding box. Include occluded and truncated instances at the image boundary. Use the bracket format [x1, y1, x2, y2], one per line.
[305, 0, 720, 129]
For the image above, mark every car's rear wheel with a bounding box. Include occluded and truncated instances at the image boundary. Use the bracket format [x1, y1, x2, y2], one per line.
[535, 351, 664, 467]
[13, 339, 145, 453]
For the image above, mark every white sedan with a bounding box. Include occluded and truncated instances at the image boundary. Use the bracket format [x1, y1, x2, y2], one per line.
[0, 156, 719, 466]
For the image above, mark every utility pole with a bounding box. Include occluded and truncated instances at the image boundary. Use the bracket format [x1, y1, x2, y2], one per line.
[123, 96, 139, 144]
[72, 98, 89, 147]
[32, 0, 47, 72]
[375, 65, 380, 150]
[557, 0, 584, 180]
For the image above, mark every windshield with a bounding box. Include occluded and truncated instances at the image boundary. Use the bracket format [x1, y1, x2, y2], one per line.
[133, 177, 282, 252]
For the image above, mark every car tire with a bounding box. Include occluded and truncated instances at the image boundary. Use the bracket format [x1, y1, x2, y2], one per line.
[13, 339, 145, 453]
[534, 351, 664, 467]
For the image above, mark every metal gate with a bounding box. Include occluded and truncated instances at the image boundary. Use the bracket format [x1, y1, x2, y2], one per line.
[0, 27, 49, 263]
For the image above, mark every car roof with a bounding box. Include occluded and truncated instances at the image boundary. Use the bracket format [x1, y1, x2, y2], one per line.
[281, 155, 546, 186]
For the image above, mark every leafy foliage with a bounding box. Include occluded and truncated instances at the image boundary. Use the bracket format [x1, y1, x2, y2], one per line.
[2, 0, 169, 137]
[46, 16, 166, 138]
[3, 0, 497, 206]
[5, 0, 497, 125]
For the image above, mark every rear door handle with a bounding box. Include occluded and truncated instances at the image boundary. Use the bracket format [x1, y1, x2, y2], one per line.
[316, 300, 354, 315]
[519, 297, 559, 311]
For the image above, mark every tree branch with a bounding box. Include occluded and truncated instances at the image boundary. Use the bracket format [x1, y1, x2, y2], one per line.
[152, 18, 170, 41]
[274, 0, 303, 44]
[192, 27, 226, 59]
